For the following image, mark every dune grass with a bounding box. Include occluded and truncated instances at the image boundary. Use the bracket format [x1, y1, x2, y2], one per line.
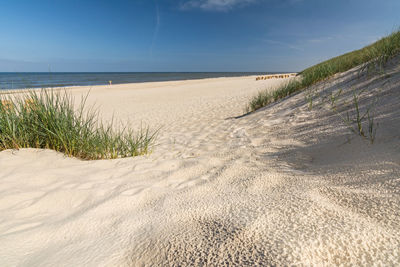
[328, 88, 378, 144]
[0, 90, 156, 160]
[247, 80, 301, 111]
[247, 29, 400, 112]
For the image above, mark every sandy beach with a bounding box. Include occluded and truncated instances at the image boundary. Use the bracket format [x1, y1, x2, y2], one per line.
[1, 63, 400, 266]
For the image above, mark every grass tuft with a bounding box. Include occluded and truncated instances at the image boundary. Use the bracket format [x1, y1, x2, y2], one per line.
[246, 80, 301, 112]
[248, 29, 400, 112]
[330, 89, 378, 144]
[0, 90, 157, 160]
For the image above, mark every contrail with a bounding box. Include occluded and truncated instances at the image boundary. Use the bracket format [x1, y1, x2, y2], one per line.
[150, 0, 160, 57]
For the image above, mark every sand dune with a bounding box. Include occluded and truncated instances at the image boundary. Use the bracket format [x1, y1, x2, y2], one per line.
[1, 62, 400, 266]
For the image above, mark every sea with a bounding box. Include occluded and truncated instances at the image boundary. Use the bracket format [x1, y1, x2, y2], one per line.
[0, 72, 274, 90]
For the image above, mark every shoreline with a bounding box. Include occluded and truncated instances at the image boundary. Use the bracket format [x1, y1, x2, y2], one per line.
[0, 72, 297, 92]
[0, 74, 296, 95]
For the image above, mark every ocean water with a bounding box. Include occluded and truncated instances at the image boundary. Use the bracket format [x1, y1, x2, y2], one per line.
[0, 72, 273, 90]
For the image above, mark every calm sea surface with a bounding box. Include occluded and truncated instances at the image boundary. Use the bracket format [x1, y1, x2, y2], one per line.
[0, 72, 276, 90]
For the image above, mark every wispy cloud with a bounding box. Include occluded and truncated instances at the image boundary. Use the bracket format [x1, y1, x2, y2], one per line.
[307, 36, 334, 43]
[180, 0, 257, 11]
[264, 39, 304, 51]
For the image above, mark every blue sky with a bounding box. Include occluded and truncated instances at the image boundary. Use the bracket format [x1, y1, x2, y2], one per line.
[0, 0, 398, 72]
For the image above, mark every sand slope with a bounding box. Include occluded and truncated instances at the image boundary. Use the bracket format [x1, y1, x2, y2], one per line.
[1, 64, 400, 266]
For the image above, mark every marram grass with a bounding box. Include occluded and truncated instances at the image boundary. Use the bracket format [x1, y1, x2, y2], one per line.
[247, 29, 400, 112]
[0, 90, 157, 160]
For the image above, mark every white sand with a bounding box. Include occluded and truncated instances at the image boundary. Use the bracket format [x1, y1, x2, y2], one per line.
[1, 65, 399, 266]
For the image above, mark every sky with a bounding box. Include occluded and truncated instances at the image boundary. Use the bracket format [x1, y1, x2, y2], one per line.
[0, 0, 398, 72]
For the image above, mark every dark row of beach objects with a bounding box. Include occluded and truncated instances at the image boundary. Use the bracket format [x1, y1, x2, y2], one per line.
[256, 73, 297, 81]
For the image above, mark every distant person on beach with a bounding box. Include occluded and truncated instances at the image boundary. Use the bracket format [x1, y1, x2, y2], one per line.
[109, 80, 112, 86]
